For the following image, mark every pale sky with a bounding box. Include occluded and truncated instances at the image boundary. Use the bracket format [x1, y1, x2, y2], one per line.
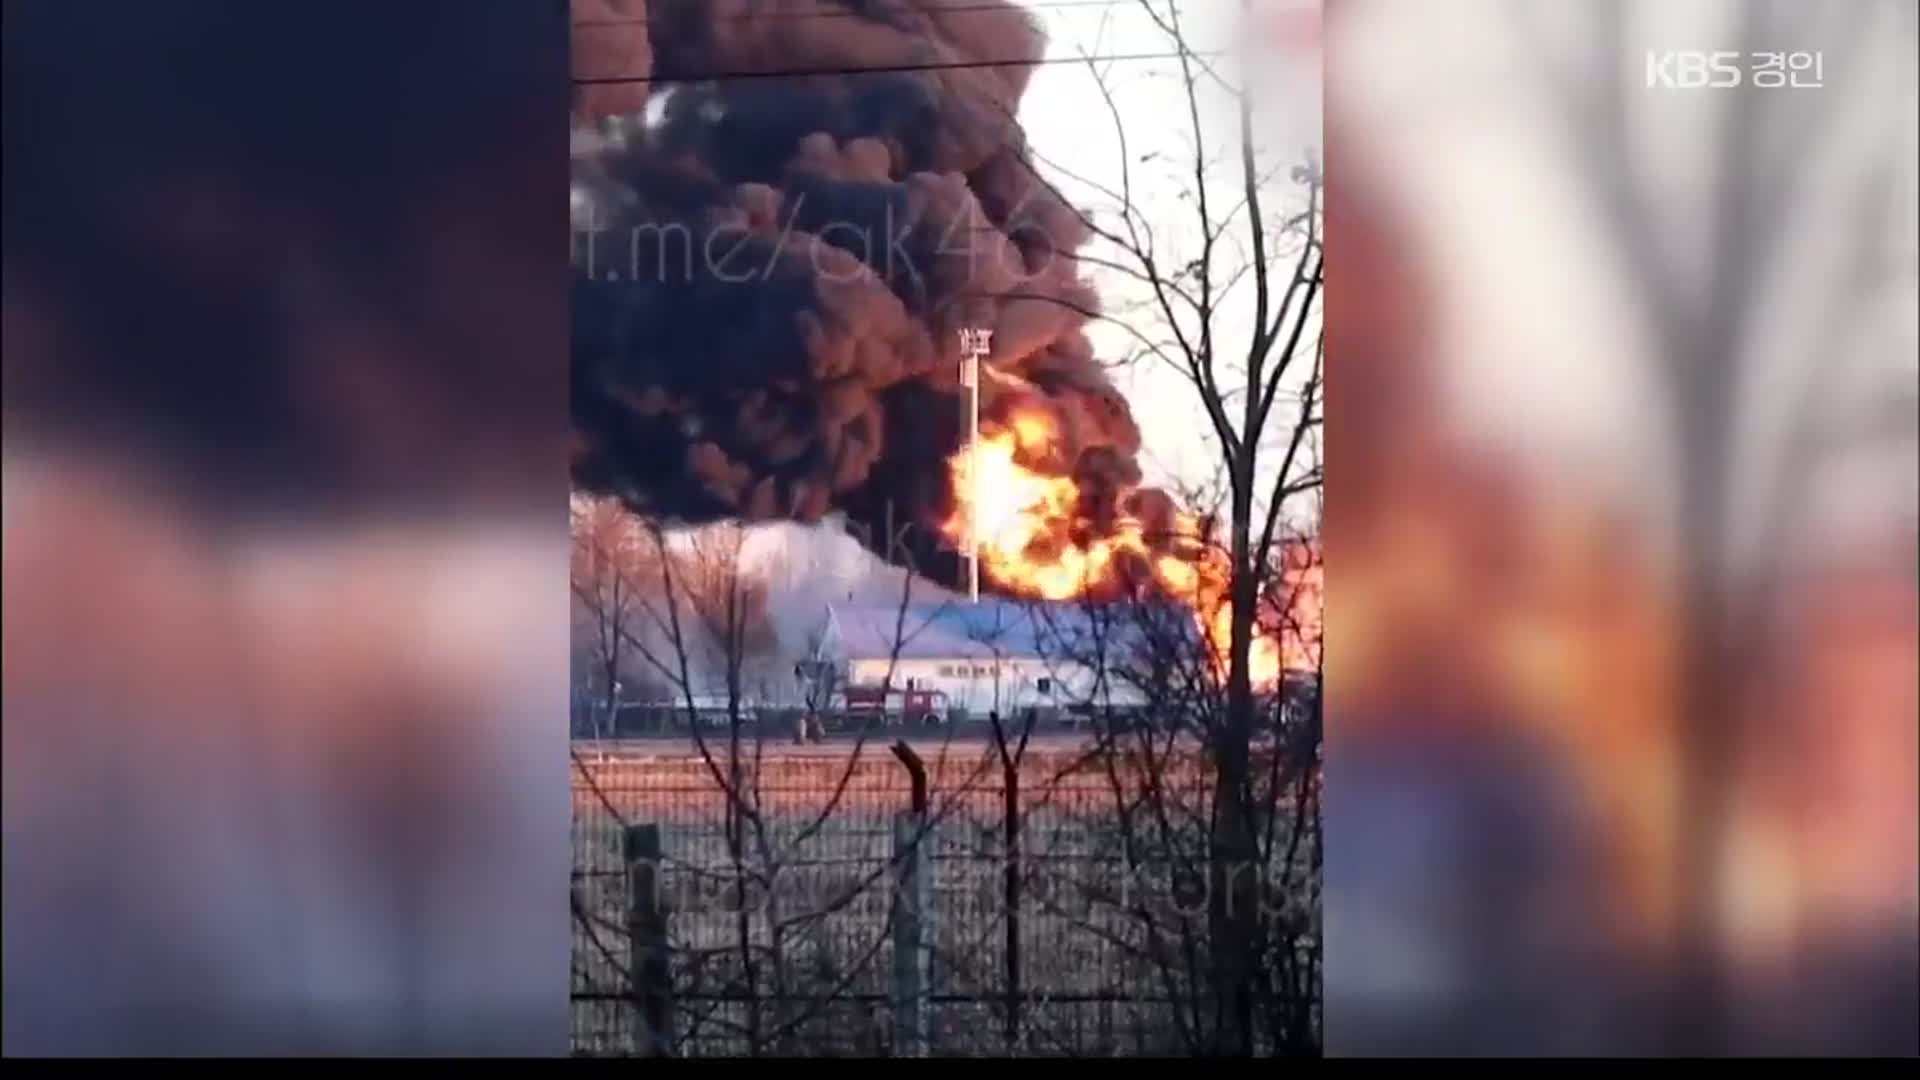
[1015, 0, 1324, 499]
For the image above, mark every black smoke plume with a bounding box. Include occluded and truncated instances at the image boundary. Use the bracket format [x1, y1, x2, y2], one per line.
[571, 0, 1164, 586]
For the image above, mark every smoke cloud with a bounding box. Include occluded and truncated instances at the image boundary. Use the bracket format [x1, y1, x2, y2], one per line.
[570, 0, 1163, 587]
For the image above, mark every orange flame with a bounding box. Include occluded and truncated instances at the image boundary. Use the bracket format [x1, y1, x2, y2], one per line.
[942, 410, 1314, 685]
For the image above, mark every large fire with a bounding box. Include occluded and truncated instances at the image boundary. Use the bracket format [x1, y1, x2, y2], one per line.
[942, 410, 1313, 686]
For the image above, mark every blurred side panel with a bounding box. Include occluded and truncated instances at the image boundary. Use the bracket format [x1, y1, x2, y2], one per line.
[1323, 0, 1917, 1056]
[3, 0, 571, 1056]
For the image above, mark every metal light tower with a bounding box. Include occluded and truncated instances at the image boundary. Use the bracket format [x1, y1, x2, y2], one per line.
[958, 327, 993, 604]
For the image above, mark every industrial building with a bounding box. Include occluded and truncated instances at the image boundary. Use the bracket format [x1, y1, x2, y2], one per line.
[809, 597, 1151, 720]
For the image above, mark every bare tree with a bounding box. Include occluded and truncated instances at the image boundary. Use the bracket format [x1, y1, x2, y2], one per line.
[1311, 0, 1913, 1054]
[1493, 0, 1918, 1049]
[925, 0, 1324, 1051]
[1024, 0, 1325, 1055]
[672, 523, 783, 716]
[793, 621, 844, 732]
[572, 513, 1008, 1055]
[571, 493, 660, 739]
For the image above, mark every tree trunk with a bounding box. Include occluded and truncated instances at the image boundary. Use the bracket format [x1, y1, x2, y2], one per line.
[1209, 455, 1260, 1054]
[600, 636, 618, 742]
[1672, 501, 1733, 1054]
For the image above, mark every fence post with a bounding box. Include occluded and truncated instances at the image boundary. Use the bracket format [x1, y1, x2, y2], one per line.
[625, 823, 674, 1057]
[891, 811, 930, 1057]
[1002, 745, 1023, 1050]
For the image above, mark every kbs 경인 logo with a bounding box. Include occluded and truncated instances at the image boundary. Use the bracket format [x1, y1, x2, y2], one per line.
[1645, 50, 1826, 90]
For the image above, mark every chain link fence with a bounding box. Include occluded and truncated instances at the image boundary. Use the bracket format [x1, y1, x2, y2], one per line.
[570, 738, 1319, 1056]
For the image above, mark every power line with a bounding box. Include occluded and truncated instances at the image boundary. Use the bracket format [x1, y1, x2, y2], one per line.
[575, 48, 1210, 86]
[573, 0, 1135, 30]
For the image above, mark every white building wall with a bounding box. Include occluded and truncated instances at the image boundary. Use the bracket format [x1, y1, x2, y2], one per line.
[844, 655, 1142, 715]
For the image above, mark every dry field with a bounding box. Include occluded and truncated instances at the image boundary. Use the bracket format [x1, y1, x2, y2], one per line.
[571, 737, 1220, 818]
[570, 739, 1312, 1055]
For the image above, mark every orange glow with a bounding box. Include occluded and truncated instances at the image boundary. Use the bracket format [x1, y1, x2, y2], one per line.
[942, 411, 1314, 685]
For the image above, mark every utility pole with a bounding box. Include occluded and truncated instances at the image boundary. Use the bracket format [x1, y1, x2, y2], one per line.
[958, 327, 992, 604]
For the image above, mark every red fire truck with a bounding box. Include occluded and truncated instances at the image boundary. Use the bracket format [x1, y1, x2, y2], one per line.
[842, 684, 948, 727]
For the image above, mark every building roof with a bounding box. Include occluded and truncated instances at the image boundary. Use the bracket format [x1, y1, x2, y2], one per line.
[821, 597, 1187, 663]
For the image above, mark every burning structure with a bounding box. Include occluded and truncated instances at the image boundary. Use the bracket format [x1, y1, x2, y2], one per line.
[811, 597, 1150, 719]
[570, 0, 1314, 681]
[812, 596, 1323, 726]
